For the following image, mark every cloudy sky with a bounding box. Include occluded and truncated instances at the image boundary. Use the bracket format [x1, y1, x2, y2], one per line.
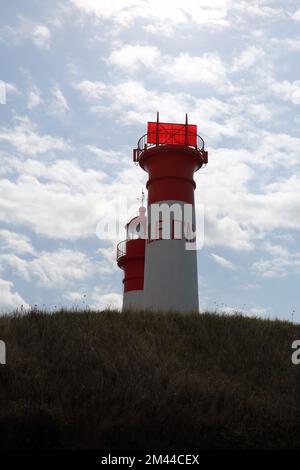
[0, 0, 299, 319]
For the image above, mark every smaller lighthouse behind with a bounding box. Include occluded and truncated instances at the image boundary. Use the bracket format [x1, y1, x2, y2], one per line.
[117, 204, 146, 310]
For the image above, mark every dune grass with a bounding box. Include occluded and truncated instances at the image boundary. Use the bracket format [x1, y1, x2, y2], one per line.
[0, 309, 300, 449]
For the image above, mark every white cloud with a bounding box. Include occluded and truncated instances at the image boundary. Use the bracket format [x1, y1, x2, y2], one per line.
[4, 82, 18, 94]
[0, 279, 28, 312]
[0, 230, 35, 255]
[107, 45, 228, 88]
[74, 80, 106, 100]
[0, 82, 5, 105]
[0, 154, 145, 240]
[232, 46, 264, 71]
[73, 70, 300, 259]
[270, 36, 300, 52]
[27, 87, 43, 109]
[63, 291, 85, 302]
[255, 131, 300, 168]
[49, 86, 69, 115]
[291, 8, 300, 21]
[107, 44, 160, 70]
[75, 79, 186, 121]
[241, 283, 260, 290]
[249, 306, 267, 315]
[72, 75, 300, 253]
[75, 79, 237, 136]
[70, 0, 146, 23]
[64, 287, 123, 310]
[90, 289, 122, 310]
[248, 103, 272, 122]
[221, 305, 266, 317]
[3, 19, 51, 49]
[96, 246, 119, 273]
[70, 0, 230, 31]
[270, 79, 300, 105]
[0, 249, 98, 288]
[263, 242, 289, 258]
[210, 253, 236, 269]
[197, 136, 300, 251]
[0, 81, 19, 104]
[205, 216, 254, 251]
[29, 249, 94, 287]
[253, 244, 300, 278]
[85, 145, 127, 164]
[82, 78, 280, 153]
[162, 52, 228, 86]
[0, 254, 29, 281]
[196, 97, 231, 119]
[1, 81, 18, 95]
[0, 116, 70, 156]
[252, 258, 286, 278]
[233, 1, 282, 18]
[32, 25, 51, 48]
[63, 288, 122, 310]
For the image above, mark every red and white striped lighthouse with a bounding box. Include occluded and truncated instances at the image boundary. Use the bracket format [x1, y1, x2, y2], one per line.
[133, 113, 208, 312]
[116, 204, 146, 310]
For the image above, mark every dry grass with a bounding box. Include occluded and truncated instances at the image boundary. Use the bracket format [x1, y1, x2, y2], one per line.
[0, 309, 300, 449]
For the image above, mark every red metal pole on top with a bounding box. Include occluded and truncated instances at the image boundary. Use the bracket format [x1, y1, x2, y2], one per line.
[185, 113, 188, 146]
[156, 111, 159, 146]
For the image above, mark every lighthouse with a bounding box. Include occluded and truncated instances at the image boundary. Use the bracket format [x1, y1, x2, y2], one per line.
[117, 202, 147, 310]
[117, 113, 208, 312]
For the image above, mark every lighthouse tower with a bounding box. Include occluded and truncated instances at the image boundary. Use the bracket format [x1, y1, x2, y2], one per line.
[117, 202, 147, 310]
[133, 113, 208, 312]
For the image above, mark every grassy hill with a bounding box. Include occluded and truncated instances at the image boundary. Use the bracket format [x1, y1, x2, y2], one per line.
[0, 309, 300, 450]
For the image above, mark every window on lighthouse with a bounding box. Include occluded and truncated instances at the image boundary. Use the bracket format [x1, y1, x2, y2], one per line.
[156, 219, 163, 240]
[135, 223, 141, 237]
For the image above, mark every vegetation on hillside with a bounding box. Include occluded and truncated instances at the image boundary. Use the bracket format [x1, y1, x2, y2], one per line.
[0, 309, 300, 449]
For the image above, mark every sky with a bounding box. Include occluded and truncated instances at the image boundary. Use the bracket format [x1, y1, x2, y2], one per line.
[0, 0, 299, 320]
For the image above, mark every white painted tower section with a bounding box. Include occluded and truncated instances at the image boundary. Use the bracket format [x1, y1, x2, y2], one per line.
[123, 290, 144, 310]
[143, 200, 199, 312]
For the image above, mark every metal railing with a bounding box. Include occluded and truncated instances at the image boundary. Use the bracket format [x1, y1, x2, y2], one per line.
[116, 238, 146, 262]
[116, 240, 127, 262]
[133, 132, 206, 162]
